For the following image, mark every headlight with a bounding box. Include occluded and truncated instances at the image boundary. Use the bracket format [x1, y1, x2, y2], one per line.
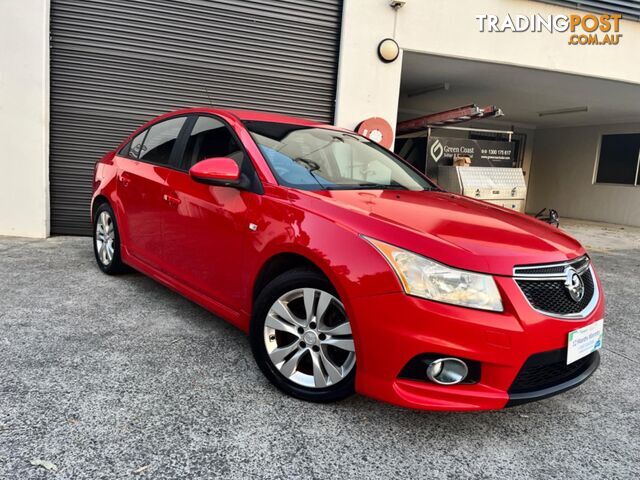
[364, 237, 503, 312]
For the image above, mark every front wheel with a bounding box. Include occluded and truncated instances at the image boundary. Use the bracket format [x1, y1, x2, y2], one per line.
[250, 268, 356, 402]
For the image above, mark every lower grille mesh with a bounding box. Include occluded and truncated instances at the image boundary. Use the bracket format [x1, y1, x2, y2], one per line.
[509, 349, 596, 394]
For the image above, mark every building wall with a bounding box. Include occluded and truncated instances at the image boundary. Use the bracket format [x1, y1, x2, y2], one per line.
[519, 128, 536, 192]
[1, 0, 639, 237]
[334, 0, 404, 134]
[0, 0, 50, 238]
[527, 123, 640, 226]
[335, 0, 640, 132]
[398, 0, 640, 84]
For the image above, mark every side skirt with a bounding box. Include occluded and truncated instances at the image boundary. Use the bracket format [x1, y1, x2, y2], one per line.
[122, 248, 250, 333]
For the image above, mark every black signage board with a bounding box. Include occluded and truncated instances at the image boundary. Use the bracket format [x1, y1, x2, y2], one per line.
[425, 136, 515, 178]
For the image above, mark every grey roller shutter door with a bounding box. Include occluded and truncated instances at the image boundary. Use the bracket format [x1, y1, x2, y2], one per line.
[50, 0, 343, 235]
[537, 1, 640, 19]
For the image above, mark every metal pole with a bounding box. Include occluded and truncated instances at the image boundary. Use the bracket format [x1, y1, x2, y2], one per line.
[426, 127, 432, 176]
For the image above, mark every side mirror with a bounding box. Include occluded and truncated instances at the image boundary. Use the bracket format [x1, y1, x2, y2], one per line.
[189, 157, 245, 187]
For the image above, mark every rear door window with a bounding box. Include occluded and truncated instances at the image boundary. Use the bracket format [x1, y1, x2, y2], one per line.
[138, 116, 187, 165]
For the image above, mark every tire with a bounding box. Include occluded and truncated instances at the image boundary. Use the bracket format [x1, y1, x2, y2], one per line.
[92, 203, 128, 275]
[250, 268, 356, 402]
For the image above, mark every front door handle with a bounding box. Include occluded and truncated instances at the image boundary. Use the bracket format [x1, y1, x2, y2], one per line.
[119, 172, 131, 187]
[163, 193, 181, 207]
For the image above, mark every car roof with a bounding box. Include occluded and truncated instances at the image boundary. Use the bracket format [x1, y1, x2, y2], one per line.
[225, 108, 324, 126]
[165, 107, 325, 127]
[120, 106, 347, 152]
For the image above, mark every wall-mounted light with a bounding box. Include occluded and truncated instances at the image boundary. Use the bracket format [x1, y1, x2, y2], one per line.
[538, 106, 588, 117]
[378, 38, 400, 63]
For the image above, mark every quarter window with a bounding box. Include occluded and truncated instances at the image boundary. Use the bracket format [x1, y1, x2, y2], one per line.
[129, 130, 148, 160]
[138, 116, 187, 165]
[183, 116, 245, 169]
[595, 133, 640, 185]
[117, 141, 131, 157]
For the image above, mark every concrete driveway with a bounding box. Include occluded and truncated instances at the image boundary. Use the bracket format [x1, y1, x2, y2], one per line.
[1, 222, 639, 479]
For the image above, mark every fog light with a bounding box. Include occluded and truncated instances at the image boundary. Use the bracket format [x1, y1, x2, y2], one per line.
[426, 358, 468, 385]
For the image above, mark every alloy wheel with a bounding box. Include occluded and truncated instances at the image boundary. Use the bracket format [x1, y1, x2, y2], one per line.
[263, 288, 355, 388]
[95, 211, 115, 266]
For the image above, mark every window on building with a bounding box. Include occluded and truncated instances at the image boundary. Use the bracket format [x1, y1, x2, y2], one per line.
[138, 116, 187, 165]
[595, 133, 640, 185]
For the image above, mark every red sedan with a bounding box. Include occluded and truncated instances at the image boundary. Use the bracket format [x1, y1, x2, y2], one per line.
[91, 107, 604, 410]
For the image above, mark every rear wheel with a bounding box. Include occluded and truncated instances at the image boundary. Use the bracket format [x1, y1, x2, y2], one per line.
[250, 268, 356, 402]
[93, 203, 127, 274]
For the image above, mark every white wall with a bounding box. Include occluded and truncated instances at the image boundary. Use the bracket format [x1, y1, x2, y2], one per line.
[0, 0, 50, 238]
[527, 123, 640, 226]
[335, 0, 640, 132]
[397, 0, 640, 84]
[334, 0, 403, 134]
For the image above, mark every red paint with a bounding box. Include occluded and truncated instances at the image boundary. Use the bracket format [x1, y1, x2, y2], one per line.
[92, 107, 604, 411]
[189, 157, 241, 183]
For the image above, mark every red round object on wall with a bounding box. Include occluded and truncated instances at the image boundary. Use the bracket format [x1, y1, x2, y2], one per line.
[355, 117, 394, 149]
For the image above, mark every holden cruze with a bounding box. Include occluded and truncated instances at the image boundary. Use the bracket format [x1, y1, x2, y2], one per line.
[91, 107, 604, 410]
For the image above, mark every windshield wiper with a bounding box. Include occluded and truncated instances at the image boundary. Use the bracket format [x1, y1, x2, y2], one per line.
[340, 183, 409, 190]
[293, 157, 321, 172]
[292, 157, 332, 189]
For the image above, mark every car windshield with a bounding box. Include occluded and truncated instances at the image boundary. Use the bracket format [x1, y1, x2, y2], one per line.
[244, 121, 435, 191]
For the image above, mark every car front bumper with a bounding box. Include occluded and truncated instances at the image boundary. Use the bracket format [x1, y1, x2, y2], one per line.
[350, 274, 604, 411]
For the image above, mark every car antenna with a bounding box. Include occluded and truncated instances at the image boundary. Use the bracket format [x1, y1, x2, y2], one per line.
[203, 86, 214, 106]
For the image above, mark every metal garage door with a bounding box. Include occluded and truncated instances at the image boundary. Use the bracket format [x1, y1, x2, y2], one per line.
[50, 0, 343, 235]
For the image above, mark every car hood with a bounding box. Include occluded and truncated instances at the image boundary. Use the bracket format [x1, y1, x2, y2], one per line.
[294, 189, 585, 276]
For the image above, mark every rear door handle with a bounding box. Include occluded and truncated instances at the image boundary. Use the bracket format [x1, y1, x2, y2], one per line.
[163, 193, 181, 207]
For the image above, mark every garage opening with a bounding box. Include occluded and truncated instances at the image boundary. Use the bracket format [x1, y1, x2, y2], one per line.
[395, 52, 640, 225]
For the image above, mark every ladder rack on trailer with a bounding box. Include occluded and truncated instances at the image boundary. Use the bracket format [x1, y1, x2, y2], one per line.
[396, 104, 504, 135]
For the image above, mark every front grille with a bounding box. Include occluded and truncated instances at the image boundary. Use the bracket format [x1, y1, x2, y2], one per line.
[509, 349, 596, 394]
[516, 268, 595, 315]
[513, 255, 589, 277]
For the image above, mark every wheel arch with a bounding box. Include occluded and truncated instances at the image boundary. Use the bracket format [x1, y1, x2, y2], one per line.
[252, 252, 330, 304]
[91, 194, 110, 221]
